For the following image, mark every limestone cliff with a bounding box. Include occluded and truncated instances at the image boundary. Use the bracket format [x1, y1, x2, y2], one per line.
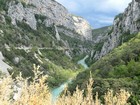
[8, 0, 92, 40]
[93, 0, 140, 60]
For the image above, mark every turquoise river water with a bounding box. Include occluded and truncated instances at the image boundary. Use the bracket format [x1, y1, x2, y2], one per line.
[51, 55, 89, 102]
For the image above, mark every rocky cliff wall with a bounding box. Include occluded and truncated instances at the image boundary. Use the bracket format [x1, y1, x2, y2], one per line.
[94, 0, 140, 60]
[8, 0, 92, 40]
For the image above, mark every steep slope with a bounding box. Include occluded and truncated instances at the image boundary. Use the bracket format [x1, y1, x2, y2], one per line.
[85, 26, 111, 66]
[68, 0, 140, 103]
[0, 0, 96, 87]
[92, 0, 140, 61]
[7, 0, 92, 40]
[1, 0, 97, 59]
[69, 33, 140, 103]
[92, 26, 110, 43]
[0, 18, 82, 87]
[1, 0, 139, 100]
[0, 0, 110, 73]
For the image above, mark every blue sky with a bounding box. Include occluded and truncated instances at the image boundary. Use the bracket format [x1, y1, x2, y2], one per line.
[56, 0, 132, 29]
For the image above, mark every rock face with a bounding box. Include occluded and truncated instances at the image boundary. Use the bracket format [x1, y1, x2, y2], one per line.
[6, 0, 140, 63]
[0, 52, 12, 75]
[8, 0, 92, 40]
[72, 15, 92, 39]
[94, 0, 140, 60]
[54, 25, 61, 41]
[0, 14, 6, 24]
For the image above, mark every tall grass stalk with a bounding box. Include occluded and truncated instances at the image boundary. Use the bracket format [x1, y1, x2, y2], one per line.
[0, 65, 131, 105]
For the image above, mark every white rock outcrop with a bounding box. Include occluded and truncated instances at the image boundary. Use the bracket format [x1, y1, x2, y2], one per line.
[0, 14, 6, 24]
[8, 0, 92, 40]
[72, 15, 92, 40]
[94, 0, 140, 60]
[0, 52, 12, 75]
[54, 25, 61, 41]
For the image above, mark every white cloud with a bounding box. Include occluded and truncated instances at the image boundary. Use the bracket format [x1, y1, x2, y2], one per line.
[97, 0, 132, 13]
[87, 15, 114, 24]
[56, 0, 132, 13]
[56, 0, 79, 12]
[86, 15, 114, 28]
[56, 0, 132, 28]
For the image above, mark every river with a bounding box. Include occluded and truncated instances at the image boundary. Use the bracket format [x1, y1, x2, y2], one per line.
[77, 55, 89, 69]
[51, 55, 89, 102]
[51, 79, 72, 102]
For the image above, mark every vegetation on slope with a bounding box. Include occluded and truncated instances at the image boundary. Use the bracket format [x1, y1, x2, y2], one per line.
[0, 15, 83, 88]
[92, 26, 109, 39]
[69, 33, 140, 104]
[0, 65, 131, 105]
[59, 31, 94, 62]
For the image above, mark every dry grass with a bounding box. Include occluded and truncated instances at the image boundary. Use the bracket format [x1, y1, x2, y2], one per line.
[0, 65, 132, 105]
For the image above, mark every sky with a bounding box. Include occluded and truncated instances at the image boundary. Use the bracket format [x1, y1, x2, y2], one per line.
[55, 0, 132, 29]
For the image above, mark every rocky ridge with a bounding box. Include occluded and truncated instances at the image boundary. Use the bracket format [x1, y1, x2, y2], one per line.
[8, 0, 92, 40]
[1, 0, 139, 75]
[93, 0, 140, 60]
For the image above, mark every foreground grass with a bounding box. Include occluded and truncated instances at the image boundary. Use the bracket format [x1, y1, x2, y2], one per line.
[0, 65, 132, 105]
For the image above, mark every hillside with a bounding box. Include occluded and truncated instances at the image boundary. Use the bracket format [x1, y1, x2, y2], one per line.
[92, 26, 110, 41]
[0, 0, 111, 88]
[68, 0, 140, 103]
[92, 0, 140, 61]
[69, 32, 140, 103]
[0, 0, 140, 104]
[0, 0, 95, 87]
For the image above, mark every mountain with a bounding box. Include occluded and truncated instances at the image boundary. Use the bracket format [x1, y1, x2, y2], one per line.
[69, 0, 140, 103]
[0, 0, 110, 88]
[93, 0, 140, 60]
[7, 0, 92, 40]
[1, 0, 140, 103]
[0, 0, 97, 87]
[84, 0, 140, 65]
[92, 26, 110, 42]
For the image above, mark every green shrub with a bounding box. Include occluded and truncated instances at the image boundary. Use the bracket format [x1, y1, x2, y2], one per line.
[35, 14, 47, 21]
[5, 15, 12, 24]
[114, 13, 123, 20]
[94, 41, 104, 52]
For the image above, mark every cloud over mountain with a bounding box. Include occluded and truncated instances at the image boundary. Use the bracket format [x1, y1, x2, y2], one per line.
[56, 0, 132, 28]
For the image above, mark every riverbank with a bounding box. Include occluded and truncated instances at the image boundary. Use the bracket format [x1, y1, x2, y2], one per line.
[51, 55, 89, 102]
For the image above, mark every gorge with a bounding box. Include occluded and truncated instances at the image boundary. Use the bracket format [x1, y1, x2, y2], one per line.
[0, 0, 140, 104]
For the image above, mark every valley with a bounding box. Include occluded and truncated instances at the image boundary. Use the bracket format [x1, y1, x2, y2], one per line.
[0, 0, 140, 104]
